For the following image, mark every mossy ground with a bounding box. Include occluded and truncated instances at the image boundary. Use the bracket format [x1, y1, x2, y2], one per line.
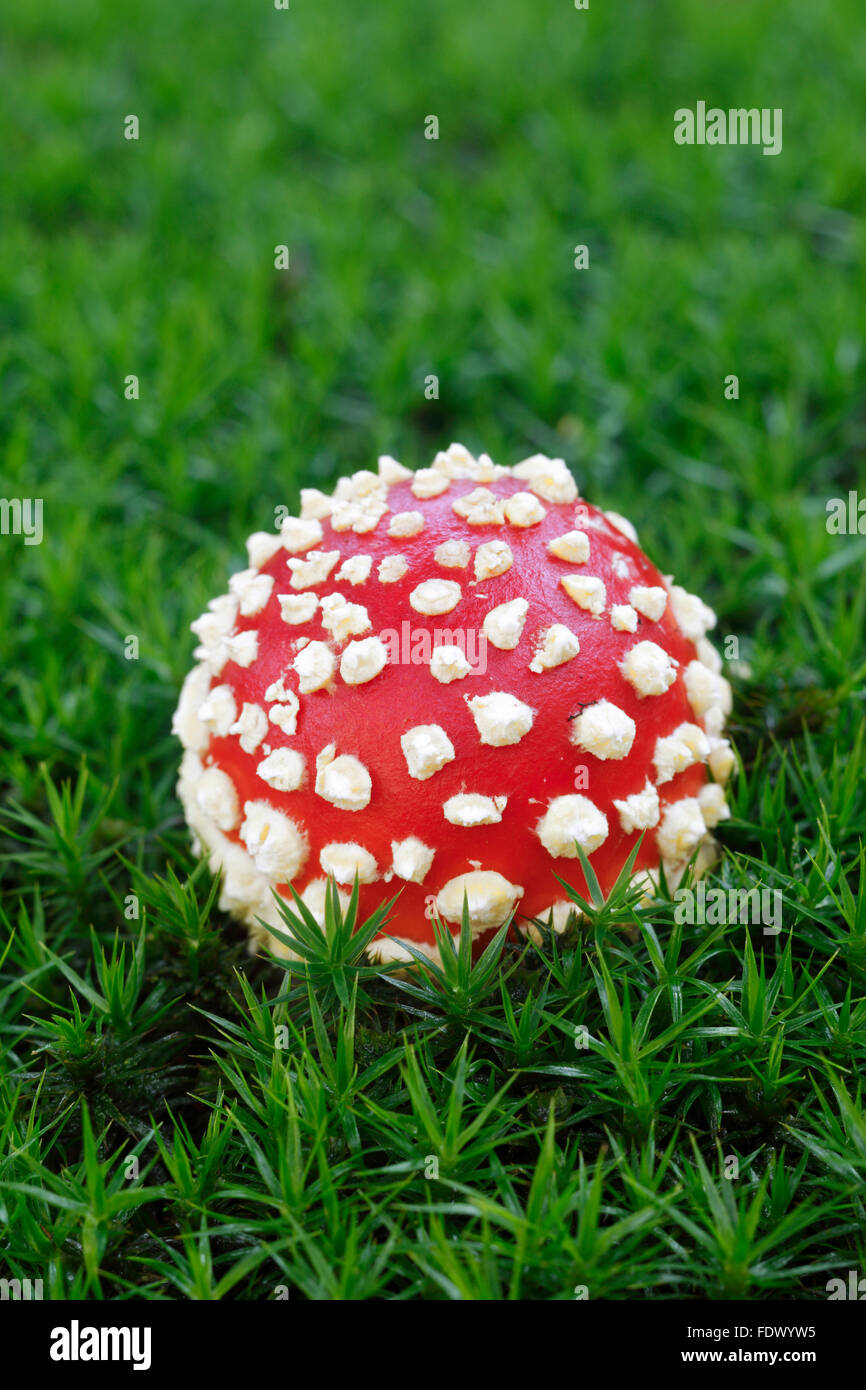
[1, 0, 865, 1299]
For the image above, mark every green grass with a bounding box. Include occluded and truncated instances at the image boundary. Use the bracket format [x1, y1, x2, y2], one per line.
[1, 0, 866, 1300]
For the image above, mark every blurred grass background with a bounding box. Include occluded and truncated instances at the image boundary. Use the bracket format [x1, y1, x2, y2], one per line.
[1, 0, 865, 1300]
[1, 0, 864, 761]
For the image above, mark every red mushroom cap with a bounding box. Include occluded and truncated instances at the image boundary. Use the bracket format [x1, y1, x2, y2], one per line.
[173, 445, 734, 964]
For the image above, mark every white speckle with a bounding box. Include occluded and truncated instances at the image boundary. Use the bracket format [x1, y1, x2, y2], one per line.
[697, 637, 723, 674]
[613, 780, 661, 834]
[390, 837, 435, 883]
[223, 630, 259, 669]
[452, 487, 506, 526]
[326, 500, 364, 530]
[433, 442, 511, 484]
[604, 510, 638, 544]
[256, 748, 306, 792]
[176, 746, 206, 835]
[190, 594, 238, 658]
[315, 744, 372, 810]
[409, 578, 462, 616]
[266, 707, 297, 744]
[292, 641, 336, 693]
[335, 554, 373, 585]
[319, 593, 372, 643]
[411, 468, 451, 499]
[708, 737, 736, 784]
[527, 901, 577, 941]
[229, 702, 269, 754]
[299, 877, 351, 925]
[330, 495, 389, 535]
[378, 554, 409, 584]
[268, 693, 300, 735]
[629, 867, 660, 905]
[174, 752, 240, 871]
[431, 443, 470, 477]
[504, 491, 547, 527]
[611, 554, 630, 580]
[571, 699, 636, 761]
[529, 624, 580, 673]
[473, 539, 513, 580]
[683, 660, 732, 728]
[340, 635, 389, 685]
[198, 683, 237, 738]
[536, 795, 609, 858]
[241, 900, 295, 951]
[195, 766, 239, 831]
[241, 801, 309, 879]
[683, 660, 718, 717]
[280, 516, 324, 554]
[388, 510, 425, 538]
[319, 841, 378, 884]
[653, 722, 711, 784]
[432, 442, 479, 479]
[401, 724, 456, 780]
[512, 454, 578, 504]
[341, 469, 384, 500]
[190, 624, 224, 672]
[443, 793, 507, 826]
[629, 585, 667, 622]
[621, 640, 678, 697]
[467, 691, 534, 746]
[547, 530, 590, 564]
[277, 592, 319, 625]
[668, 584, 717, 641]
[610, 604, 638, 633]
[366, 935, 442, 965]
[213, 837, 273, 916]
[299, 488, 334, 521]
[430, 644, 472, 683]
[434, 539, 471, 569]
[674, 722, 711, 759]
[656, 798, 706, 862]
[704, 705, 727, 739]
[378, 454, 413, 485]
[698, 782, 730, 828]
[561, 574, 606, 616]
[264, 674, 294, 701]
[287, 549, 341, 591]
[246, 531, 284, 568]
[482, 597, 529, 650]
[268, 704, 298, 737]
[435, 871, 523, 932]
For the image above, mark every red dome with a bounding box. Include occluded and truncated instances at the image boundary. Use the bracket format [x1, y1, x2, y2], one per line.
[173, 445, 734, 965]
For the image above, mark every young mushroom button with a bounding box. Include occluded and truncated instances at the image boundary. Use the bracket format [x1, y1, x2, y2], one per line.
[173, 443, 734, 965]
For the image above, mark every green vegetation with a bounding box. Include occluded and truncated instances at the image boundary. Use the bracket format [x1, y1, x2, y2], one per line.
[1, 0, 865, 1299]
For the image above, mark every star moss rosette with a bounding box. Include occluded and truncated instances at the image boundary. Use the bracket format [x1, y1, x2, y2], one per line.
[173, 444, 734, 964]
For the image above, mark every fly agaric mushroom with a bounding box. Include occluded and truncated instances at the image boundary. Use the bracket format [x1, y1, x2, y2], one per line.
[173, 443, 734, 964]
